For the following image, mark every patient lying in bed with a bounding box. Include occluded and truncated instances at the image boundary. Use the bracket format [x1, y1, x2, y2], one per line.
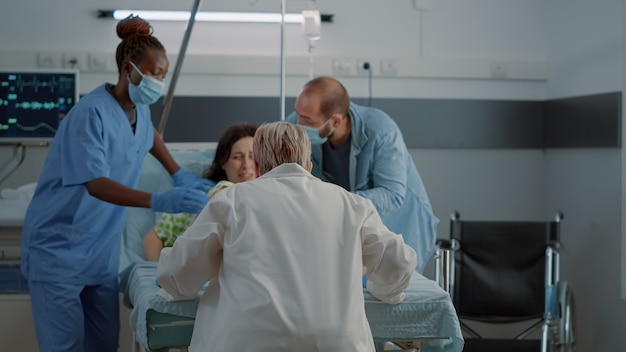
[119, 138, 464, 352]
[156, 122, 417, 352]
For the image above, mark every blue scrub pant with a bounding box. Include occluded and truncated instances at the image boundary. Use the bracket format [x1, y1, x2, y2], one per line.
[29, 279, 119, 352]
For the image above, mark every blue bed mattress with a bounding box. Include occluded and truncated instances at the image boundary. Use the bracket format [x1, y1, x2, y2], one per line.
[120, 261, 463, 352]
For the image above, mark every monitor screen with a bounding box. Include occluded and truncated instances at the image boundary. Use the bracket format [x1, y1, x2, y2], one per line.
[0, 69, 79, 143]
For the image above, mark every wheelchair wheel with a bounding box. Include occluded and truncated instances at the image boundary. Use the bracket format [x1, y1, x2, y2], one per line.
[557, 281, 576, 352]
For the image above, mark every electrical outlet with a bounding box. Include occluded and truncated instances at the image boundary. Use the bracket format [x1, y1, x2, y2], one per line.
[63, 52, 87, 70]
[88, 53, 109, 71]
[357, 59, 374, 75]
[332, 59, 353, 75]
[37, 52, 62, 68]
[490, 61, 508, 79]
[380, 60, 397, 76]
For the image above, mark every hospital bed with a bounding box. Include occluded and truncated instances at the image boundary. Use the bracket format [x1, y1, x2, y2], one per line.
[119, 144, 464, 352]
[0, 195, 31, 294]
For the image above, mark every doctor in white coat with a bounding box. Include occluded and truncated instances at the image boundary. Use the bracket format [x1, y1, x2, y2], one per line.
[156, 121, 417, 352]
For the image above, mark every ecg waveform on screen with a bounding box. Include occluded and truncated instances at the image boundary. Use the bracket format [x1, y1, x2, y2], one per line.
[16, 122, 57, 133]
[9, 74, 74, 94]
[0, 121, 57, 134]
[15, 101, 65, 110]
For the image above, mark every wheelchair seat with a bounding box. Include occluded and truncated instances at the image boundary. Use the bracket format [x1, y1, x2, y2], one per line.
[434, 211, 576, 352]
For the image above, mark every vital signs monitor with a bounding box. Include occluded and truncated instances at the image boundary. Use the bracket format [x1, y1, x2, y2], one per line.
[0, 69, 78, 143]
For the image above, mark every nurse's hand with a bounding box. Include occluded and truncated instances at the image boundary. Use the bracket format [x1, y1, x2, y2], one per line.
[171, 168, 215, 193]
[150, 187, 209, 214]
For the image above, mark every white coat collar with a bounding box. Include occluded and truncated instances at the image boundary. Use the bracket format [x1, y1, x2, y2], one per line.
[259, 163, 317, 180]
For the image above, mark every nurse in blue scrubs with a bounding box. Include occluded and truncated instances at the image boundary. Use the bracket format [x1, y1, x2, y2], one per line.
[20, 15, 211, 352]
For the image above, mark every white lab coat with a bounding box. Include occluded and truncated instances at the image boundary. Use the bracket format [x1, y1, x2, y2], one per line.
[157, 163, 417, 352]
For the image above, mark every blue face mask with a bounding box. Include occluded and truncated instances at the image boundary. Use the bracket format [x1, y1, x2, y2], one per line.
[301, 118, 332, 145]
[128, 62, 165, 105]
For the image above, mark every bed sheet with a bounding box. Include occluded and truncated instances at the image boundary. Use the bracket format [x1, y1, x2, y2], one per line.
[0, 199, 30, 227]
[120, 261, 463, 352]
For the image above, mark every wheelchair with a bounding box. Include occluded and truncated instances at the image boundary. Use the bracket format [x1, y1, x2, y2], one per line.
[434, 211, 576, 352]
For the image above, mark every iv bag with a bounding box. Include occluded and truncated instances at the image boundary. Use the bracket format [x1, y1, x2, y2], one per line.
[302, 10, 321, 42]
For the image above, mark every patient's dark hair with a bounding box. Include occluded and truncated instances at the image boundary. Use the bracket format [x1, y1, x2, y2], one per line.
[115, 15, 166, 75]
[204, 123, 257, 181]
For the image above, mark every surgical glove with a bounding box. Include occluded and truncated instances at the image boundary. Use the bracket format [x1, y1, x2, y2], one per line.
[150, 187, 209, 214]
[171, 168, 215, 193]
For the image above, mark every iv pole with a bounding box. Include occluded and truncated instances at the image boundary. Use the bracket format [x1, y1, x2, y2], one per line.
[157, 0, 290, 129]
[280, 0, 286, 120]
[157, 0, 204, 138]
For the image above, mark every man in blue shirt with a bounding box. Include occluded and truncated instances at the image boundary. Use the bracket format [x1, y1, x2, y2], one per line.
[287, 76, 438, 273]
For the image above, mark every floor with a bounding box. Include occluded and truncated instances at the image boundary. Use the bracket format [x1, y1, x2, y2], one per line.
[0, 293, 136, 352]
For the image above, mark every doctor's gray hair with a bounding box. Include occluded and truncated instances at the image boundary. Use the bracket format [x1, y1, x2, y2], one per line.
[253, 122, 312, 175]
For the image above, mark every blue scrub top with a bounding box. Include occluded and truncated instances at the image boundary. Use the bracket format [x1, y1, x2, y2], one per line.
[21, 84, 155, 284]
[287, 102, 439, 272]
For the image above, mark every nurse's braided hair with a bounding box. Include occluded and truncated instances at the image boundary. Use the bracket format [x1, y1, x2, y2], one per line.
[114, 15, 166, 74]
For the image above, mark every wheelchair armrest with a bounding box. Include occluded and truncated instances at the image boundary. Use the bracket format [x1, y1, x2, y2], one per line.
[436, 238, 452, 250]
[547, 240, 561, 251]
[434, 239, 454, 294]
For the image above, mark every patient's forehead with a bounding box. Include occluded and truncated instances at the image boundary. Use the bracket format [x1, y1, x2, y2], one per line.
[230, 137, 253, 154]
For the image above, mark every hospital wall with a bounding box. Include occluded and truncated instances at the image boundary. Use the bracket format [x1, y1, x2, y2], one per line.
[0, 0, 625, 351]
[543, 1, 626, 352]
